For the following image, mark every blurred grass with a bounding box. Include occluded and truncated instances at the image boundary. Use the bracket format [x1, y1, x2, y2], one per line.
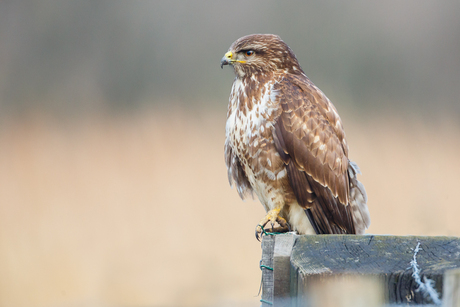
[1, 108, 459, 306]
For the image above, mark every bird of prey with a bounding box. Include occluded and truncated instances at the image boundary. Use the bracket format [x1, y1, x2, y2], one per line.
[221, 34, 370, 240]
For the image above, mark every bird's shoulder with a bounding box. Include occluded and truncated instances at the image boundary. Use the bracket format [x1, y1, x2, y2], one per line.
[272, 72, 348, 155]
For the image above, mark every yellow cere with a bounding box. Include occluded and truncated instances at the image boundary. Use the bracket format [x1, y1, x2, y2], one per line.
[224, 51, 246, 64]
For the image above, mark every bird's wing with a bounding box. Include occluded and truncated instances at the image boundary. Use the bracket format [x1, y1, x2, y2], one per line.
[272, 74, 355, 234]
[225, 139, 253, 199]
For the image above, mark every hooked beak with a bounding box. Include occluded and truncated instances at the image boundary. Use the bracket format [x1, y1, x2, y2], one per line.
[220, 51, 233, 69]
[220, 51, 246, 69]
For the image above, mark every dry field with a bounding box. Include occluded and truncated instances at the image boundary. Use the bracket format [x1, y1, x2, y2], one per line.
[1, 108, 459, 307]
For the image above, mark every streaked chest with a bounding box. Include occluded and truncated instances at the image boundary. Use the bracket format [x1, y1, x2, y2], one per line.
[225, 76, 278, 154]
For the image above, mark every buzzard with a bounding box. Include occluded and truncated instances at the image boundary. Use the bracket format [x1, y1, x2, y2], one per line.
[221, 34, 370, 239]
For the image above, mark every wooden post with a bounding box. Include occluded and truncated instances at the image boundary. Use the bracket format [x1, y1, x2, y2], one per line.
[261, 235, 460, 306]
[261, 235, 275, 306]
[443, 268, 460, 307]
[261, 233, 297, 307]
[273, 233, 297, 307]
[291, 235, 460, 305]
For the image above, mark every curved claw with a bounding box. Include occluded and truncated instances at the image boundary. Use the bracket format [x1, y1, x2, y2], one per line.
[255, 208, 290, 241]
[255, 225, 264, 241]
[275, 216, 289, 231]
[276, 219, 291, 232]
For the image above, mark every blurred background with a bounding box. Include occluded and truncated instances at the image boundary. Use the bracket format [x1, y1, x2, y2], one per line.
[1, 1, 459, 306]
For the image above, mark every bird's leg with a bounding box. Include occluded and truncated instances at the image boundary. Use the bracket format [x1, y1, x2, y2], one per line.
[255, 207, 290, 241]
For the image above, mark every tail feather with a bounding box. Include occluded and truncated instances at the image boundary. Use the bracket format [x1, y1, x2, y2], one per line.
[348, 161, 371, 234]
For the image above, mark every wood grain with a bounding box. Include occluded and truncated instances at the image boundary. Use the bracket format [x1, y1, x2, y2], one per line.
[261, 235, 460, 305]
[292, 235, 460, 305]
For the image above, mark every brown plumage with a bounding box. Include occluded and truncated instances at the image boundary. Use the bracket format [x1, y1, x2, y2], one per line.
[221, 34, 370, 238]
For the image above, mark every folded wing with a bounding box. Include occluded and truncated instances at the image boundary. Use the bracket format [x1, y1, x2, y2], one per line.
[272, 75, 356, 234]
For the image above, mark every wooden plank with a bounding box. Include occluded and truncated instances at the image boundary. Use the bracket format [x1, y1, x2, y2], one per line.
[290, 235, 460, 305]
[273, 233, 297, 307]
[261, 235, 275, 306]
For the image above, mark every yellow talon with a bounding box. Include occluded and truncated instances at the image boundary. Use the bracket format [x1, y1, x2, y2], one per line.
[259, 207, 282, 225]
[255, 207, 289, 241]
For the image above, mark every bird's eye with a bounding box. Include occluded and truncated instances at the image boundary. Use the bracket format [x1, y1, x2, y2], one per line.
[246, 50, 255, 56]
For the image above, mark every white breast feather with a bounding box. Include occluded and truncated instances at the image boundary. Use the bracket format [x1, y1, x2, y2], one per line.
[225, 76, 315, 235]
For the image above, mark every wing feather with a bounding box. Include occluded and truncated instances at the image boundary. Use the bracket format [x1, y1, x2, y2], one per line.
[272, 74, 355, 234]
[225, 140, 253, 199]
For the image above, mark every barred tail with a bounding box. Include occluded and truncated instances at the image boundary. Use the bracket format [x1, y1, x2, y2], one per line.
[348, 161, 371, 234]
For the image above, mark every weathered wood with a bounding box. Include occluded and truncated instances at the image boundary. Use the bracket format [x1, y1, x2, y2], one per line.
[273, 233, 297, 307]
[261, 235, 275, 306]
[443, 268, 460, 307]
[261, 235, 460, 306]
[291, 235, 460, 305]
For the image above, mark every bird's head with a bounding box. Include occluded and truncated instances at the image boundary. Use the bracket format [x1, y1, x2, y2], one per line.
[220, 34, 303, 78]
